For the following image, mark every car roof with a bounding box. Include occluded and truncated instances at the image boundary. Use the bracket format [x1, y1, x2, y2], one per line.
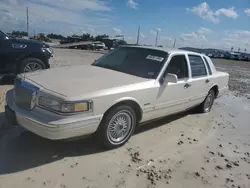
[121, 45, 203, 56]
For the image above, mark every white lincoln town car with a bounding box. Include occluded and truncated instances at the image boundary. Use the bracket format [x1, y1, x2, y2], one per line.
[5, 46, 229, 149]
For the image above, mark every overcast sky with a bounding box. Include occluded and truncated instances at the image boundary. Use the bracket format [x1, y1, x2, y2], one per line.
[0, 0, 250, 51]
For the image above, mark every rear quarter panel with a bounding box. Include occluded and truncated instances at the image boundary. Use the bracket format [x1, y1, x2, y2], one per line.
[204, 56, 229, 97]
[210, 71, 229, 97]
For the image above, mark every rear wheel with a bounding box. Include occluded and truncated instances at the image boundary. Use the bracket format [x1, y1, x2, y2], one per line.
[97, 105, 137, 149]
[198, 90, 215, 113]
[19, 58, 46, 73]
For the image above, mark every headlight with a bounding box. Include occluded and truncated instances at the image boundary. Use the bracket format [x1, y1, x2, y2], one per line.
[38, 96, 91, 113]
[42, 47, 53, 54]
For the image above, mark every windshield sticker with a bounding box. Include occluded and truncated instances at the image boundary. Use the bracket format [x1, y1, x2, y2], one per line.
[146, 55, 164, 62]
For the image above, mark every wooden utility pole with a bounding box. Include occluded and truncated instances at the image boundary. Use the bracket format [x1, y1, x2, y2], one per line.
[155, 29, 159, 47]
[136, 26, 140, 45]
[26, 7, 29, 36]
[173, 38, 176, 48]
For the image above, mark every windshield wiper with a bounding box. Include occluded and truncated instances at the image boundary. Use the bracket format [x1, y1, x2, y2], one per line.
[95, 64, 120, 72]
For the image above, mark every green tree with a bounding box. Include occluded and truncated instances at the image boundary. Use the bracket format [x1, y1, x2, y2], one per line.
[47, 33, 65, 39]
[12, 30, 28, 36]
[82, 33, 91, 41]
[95, 34, 109, 41]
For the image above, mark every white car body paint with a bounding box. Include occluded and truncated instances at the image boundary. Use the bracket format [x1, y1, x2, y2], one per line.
[6, 46, 229, 140]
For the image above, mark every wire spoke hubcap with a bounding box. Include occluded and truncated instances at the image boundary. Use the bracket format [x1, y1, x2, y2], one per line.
[204, 93, 213, 111]
[107, 111, 133, 143]
[24, 62, 42, 73]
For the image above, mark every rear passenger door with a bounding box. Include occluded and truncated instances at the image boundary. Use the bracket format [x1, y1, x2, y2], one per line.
[186, 54, 210, 107]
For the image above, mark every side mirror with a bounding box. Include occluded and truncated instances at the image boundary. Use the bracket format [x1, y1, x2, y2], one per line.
[163, 73, 178, 85]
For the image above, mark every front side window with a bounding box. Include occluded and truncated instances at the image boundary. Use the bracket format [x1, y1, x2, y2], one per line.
[165, 55, 189, 79]
[93, 47, 168, 79]
[188, 55, 207, 77]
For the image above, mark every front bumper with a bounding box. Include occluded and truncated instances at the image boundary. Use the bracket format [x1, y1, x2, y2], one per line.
[5, 90, 103, 140]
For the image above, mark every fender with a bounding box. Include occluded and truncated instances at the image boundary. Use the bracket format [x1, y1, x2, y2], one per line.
[111, 97, 143, 110]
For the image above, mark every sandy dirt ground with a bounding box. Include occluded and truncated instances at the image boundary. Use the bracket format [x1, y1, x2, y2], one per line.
[0, 49, 250, 188]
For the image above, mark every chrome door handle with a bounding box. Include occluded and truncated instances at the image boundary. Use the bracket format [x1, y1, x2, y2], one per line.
[184, 83, 191, 88]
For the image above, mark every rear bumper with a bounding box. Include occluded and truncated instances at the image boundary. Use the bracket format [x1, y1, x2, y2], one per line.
[217, 86, 229, 98]
[5, 90, 103, 140]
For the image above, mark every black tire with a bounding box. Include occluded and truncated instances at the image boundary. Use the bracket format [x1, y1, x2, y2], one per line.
[97, 105, 137, 149]
[198, 89, 215, 113]
[19, 58, 46, 74]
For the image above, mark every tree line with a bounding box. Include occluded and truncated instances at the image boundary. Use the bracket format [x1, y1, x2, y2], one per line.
[9, 30, 110, 41]
[11, 30, 28, 36]
[48, 33, 109, 41]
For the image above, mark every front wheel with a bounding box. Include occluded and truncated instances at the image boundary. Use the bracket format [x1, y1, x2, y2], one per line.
[198, 90, 215, 113]
[97, 105, 137, 149]
[19, 58, 46, 73]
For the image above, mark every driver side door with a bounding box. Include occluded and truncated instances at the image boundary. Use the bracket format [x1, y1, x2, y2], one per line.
[153, 54, 192, 118]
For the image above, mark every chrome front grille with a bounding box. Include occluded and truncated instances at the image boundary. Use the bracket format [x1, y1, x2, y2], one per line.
[14, 78, 39, 110]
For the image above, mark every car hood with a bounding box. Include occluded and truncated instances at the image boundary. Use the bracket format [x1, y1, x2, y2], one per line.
[21, 65, 151, 100]
[12, 38, 49, 47]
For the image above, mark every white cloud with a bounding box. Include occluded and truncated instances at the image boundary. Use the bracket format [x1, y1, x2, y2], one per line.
[173, 29, 250, 52]
[113, 28, 122, 34]
[223, 30, 250, 51]
[180, 29, 208, 42]
[215, 7, 238, 19]
[87, 28, 95, 33]
[180, 32, 198, 41]
[98, 18, 112, 22]
[127, 0, 138, 9]
[0, 0, 112, 35]
[186, 2, 219, 23]
[161, 36, 173, 41]
[199, 35, 207, 40]
[232, 30, 250, 38]
[38, 0, 111, 11]
[187, 2, 238, 23]
[140, 32, 146, 38]
[244, 8, 250, 16]
[197, 27, 212, 35]
[150, 28, 161, 36]
[150, 30, 157, 36]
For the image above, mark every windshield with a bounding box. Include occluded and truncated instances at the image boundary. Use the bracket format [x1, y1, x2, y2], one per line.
[93, 46, 167, 79]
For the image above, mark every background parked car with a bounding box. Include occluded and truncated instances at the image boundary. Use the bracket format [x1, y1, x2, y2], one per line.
[208, 53, 213, 58]
[91, 42, 105, 50]
[100, 38, 127, 50]
[0, 30, 52, 79]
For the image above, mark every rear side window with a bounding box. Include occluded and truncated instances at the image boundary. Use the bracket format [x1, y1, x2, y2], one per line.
[188, 55, 207, 77]
[203, 56, 212, 75]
